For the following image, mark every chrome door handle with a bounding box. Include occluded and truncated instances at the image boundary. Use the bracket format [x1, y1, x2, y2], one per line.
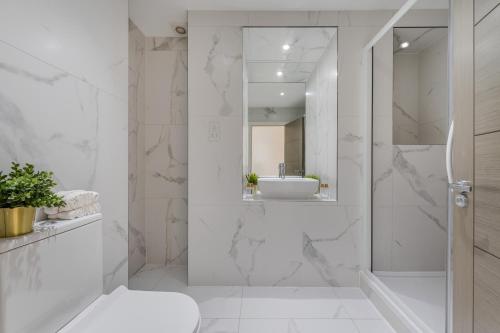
[450, 180, 472, 208]
[450, 180, 472, 194]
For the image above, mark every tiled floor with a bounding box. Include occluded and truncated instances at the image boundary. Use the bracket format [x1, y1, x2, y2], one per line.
[129, 265, 396, 333]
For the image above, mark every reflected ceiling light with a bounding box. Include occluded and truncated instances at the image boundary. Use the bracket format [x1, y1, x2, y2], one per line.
[282, 44, 290, 51]
[280, 92, 285, 96]
[276, 71, 283, 77]
[400, 41, 410, 49]
[305, 92, 311, 96]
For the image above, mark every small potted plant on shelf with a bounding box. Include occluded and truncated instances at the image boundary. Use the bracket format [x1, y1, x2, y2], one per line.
[305, 174, 321, 194]
[0, 162, 65, 238]
[245, 172, 259, 195]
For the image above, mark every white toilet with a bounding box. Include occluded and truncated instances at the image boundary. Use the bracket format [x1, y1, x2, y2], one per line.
[0, 214, 200, 333]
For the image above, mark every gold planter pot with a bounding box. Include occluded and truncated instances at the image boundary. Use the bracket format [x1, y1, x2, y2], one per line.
[0, 207, 36, 238]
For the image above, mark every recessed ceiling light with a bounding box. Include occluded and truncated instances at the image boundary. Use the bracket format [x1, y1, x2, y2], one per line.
[276, 71, 283, 77]
[282, 44, 290, 51]
[280, 92, 285, 96]
[400, 41, 410, 49]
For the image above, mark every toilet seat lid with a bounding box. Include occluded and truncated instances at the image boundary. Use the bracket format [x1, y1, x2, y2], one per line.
[60, 286, 200, 333]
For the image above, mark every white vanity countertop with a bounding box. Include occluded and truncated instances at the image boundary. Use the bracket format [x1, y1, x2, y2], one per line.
[0, 213, 103, 254]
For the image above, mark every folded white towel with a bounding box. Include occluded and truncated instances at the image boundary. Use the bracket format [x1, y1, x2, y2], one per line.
[48, 202, 101, 220]
[44, 190, 99, 215]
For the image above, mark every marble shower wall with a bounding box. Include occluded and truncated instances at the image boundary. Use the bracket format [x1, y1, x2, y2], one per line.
[305, 35, 338, 191]
[187, 10, 407, 287]
[372, 29, 448, 273]
[0, 0, 129, 292]
[144, 36, 188, 266]
[129, 20, 146, 277]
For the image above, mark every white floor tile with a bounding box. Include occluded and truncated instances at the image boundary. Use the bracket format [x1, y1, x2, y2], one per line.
[128, 264, 167, 290]
[153, 265, 188, 291]
[185, 286, 243, 319]
[239, 319, 359, 333]
[354, 319, 396, 333]
[200, 318, 239, 333]
[129, 266, 397, 333]
[334, 288, 382, 319]
[240, 287, 344, 319]
[150, 266, 242, 318]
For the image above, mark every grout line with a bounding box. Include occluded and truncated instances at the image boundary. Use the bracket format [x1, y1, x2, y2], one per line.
[237, 286, 244, 333]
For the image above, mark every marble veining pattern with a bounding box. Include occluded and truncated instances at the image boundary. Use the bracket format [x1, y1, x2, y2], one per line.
[0, 3, 129, 292]
[372, 27, 448, 272]
[144, 34, 188, 267]
[129, 20, 147, 277]
[188, 11, 383, 286]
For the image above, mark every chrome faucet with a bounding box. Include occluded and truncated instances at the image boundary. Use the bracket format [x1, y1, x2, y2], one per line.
[279, 163, 286, 179]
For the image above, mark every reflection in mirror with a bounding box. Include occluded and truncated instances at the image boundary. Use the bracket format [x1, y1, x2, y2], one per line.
[393, 27, 448, 145]
[243, 27, 338, 201]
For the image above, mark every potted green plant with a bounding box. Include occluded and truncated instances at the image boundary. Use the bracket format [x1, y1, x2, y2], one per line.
[245, 172, 259, 195]
[305, 174, 321, 194]
[0, 163, 65, 238]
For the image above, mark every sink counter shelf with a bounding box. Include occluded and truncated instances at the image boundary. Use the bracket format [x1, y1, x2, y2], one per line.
[243, 191, 337, 203]
[0, 213, 103, 254]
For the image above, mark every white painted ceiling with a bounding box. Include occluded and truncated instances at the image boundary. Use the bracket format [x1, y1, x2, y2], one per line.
[129, 0, 448, 37]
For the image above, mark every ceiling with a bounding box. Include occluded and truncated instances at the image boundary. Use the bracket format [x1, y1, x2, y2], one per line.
[249, 83, 307, 108]
[129, 0, 449, 37]
[394, 27, 448, 53]
[245, 27, 337, 108]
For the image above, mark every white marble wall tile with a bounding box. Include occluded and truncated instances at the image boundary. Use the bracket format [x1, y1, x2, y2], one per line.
[144, 124, 188, 198]
[143, 36, 189, 267]
[147, 37, 188, 51]
[372, 32, 393, 118]
[0, 0, 128, 100]
[189, 116, 243, 205]
[391, 205, 447, 271]
[0, 43, 99, 187]
[392, 145, 447, 207]
[145, 125, 187, 171]
[337, 116, 364, 205]
[129, 20, 146, 277]
[145, 197, 188, 265]
[189, 202, 362, 287]
[372, 24, 448, 272]
[372, 145, 394, 207]
[0, 36, 128, 292]
[95, 92, 129, 291]
[188, 26, 243, 117]
[145, 47, 187, 125]
[371, 207, 393, 272]
[338, 27, 379, 117]
[188, 13, 383, 286]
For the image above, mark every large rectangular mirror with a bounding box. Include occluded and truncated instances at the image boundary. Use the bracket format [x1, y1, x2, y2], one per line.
[243, 27, 338, 201]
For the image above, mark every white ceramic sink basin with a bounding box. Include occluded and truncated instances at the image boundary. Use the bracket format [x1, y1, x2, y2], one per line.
[258, 177, 319, 199]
